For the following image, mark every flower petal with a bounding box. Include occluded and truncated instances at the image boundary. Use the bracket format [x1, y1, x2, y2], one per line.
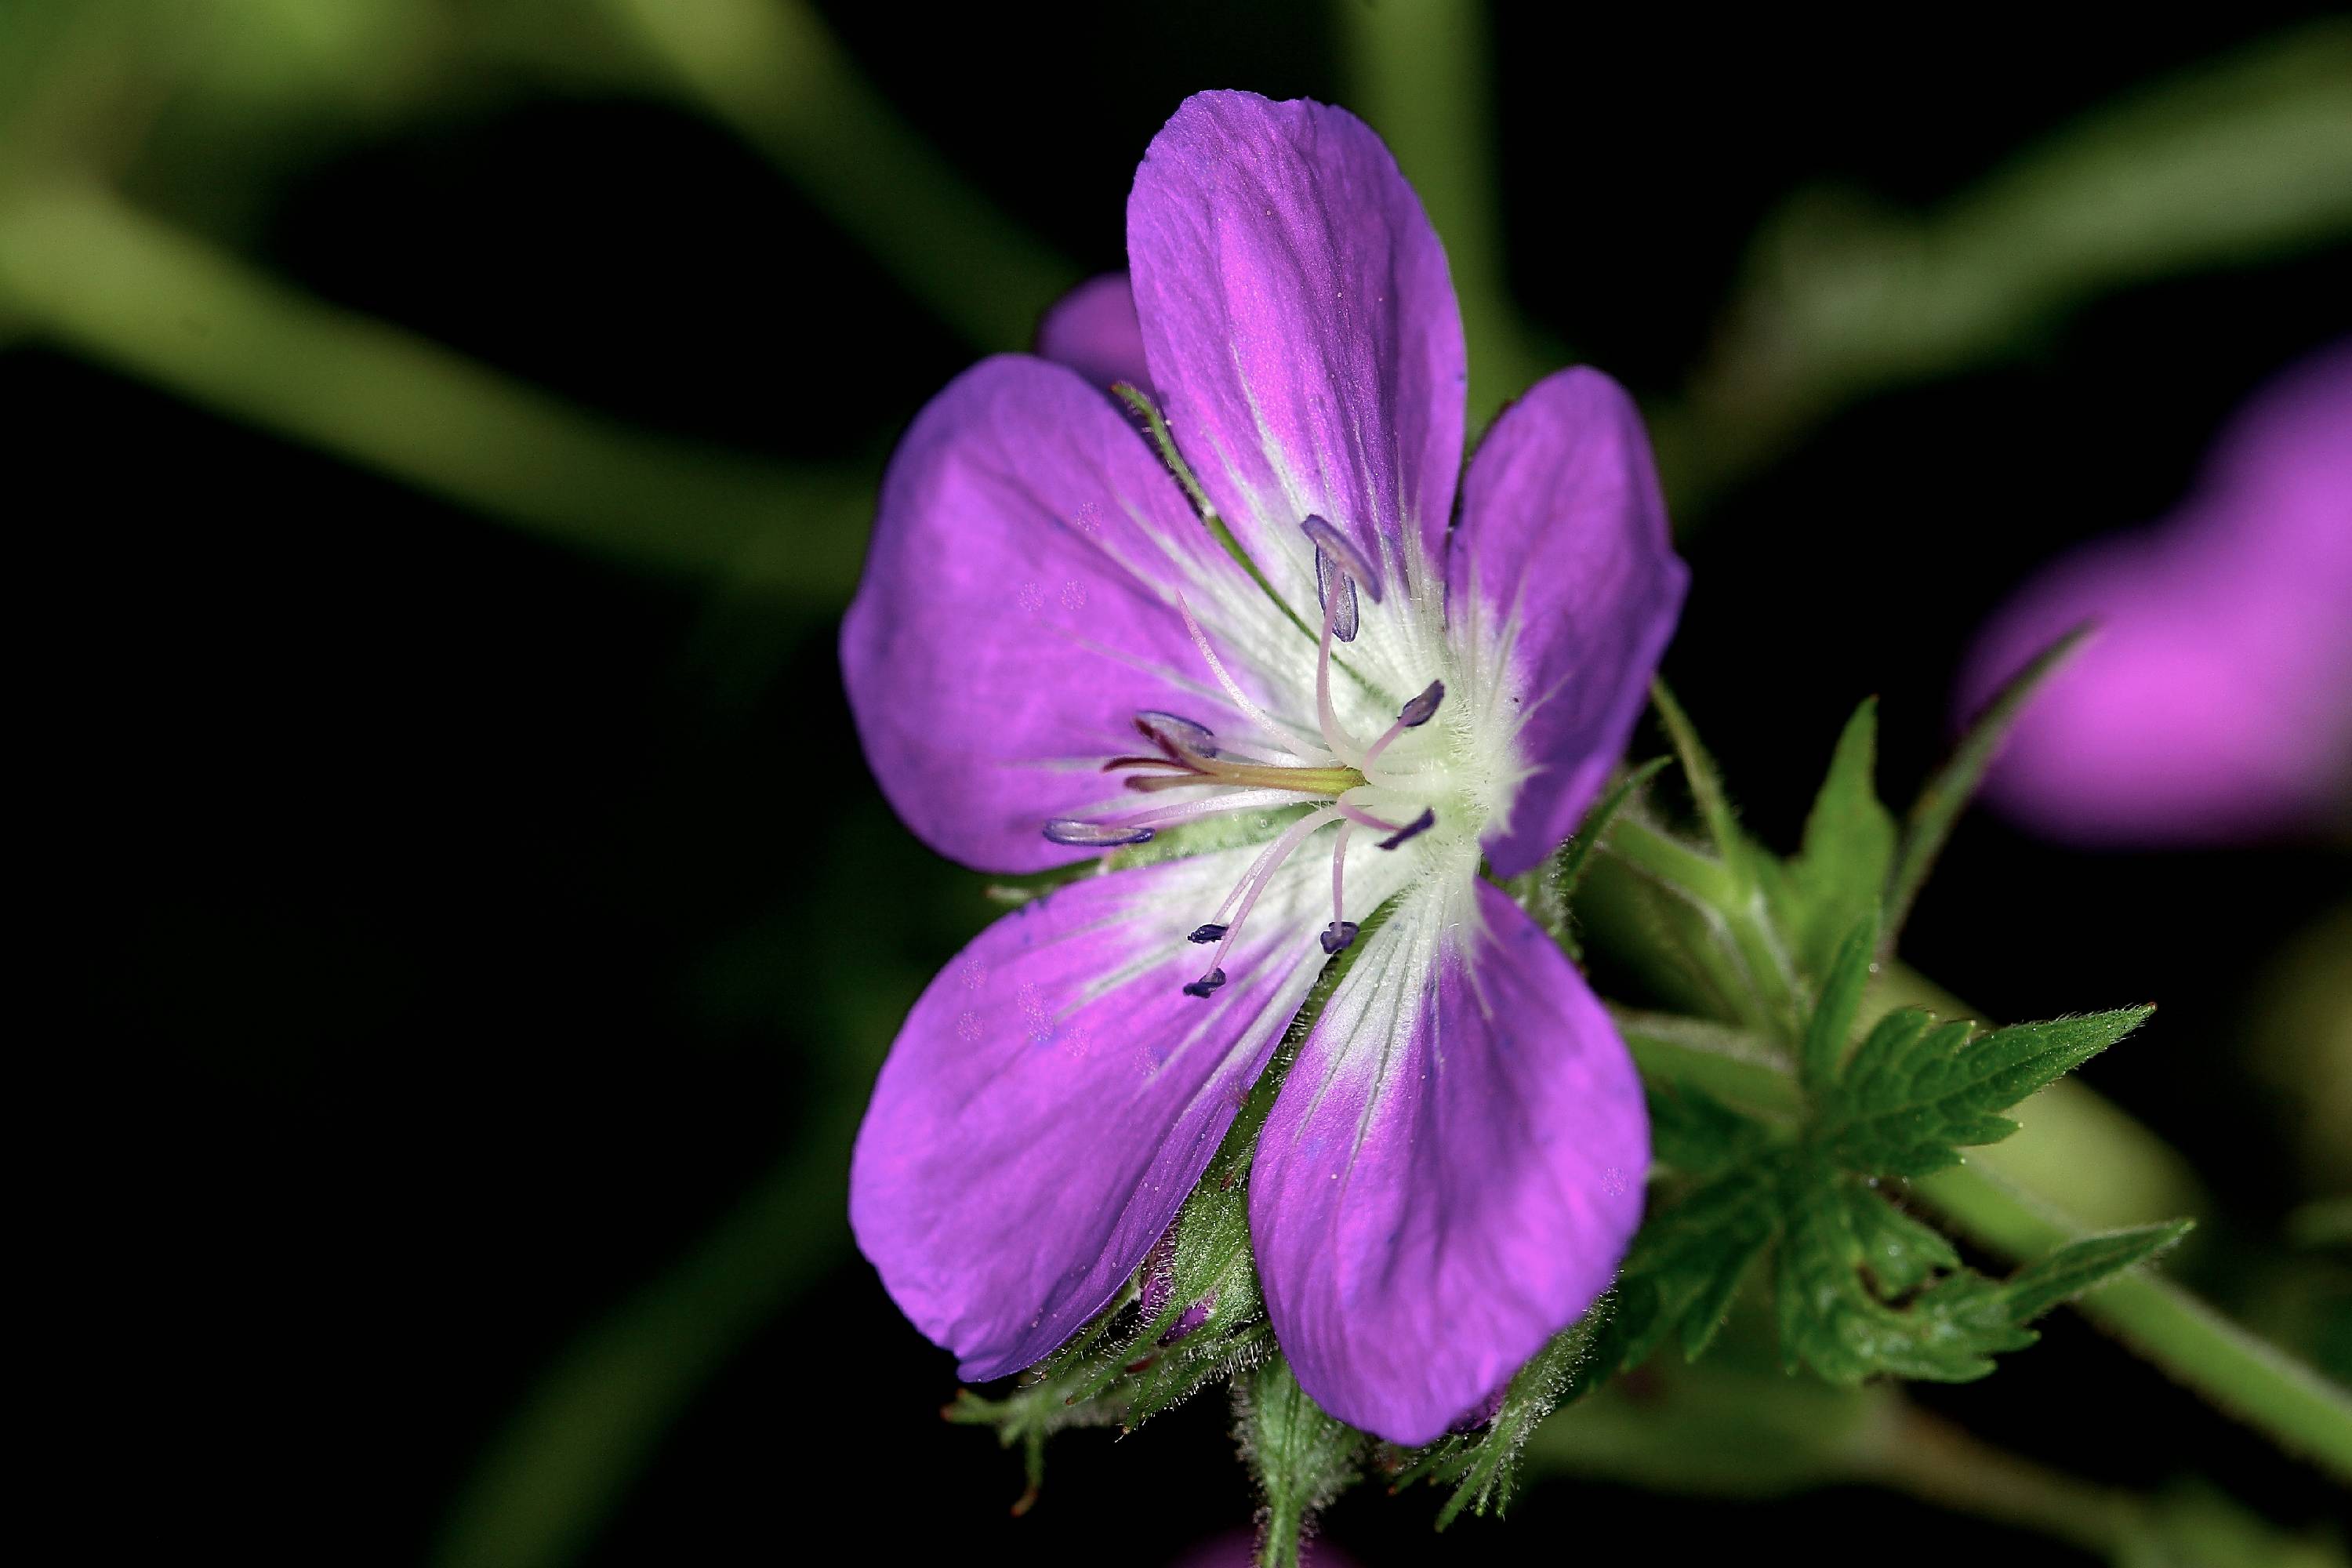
[1448, 368, 1687, 877]
[1035, 272, 1152, 395]
[851, 831, 1399, 1381]
[1249, 878, 1647, 1444]
[843, 354, 1312, 874]
[1127, 90, 1467, 619]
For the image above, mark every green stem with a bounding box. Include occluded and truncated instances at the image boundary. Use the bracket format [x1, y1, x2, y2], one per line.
[1653, 20, 2352, 514]
[0, 182, 868, 594]
[1915, 1162, 2352, 1483]
[1333, 0, 1552, 430]
[1611, 1009, 2352, 1482]
[601, 0, 1075, 351]
[430, 1105, 859, 1568]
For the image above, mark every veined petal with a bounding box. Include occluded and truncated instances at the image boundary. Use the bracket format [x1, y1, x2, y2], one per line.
[851, 829, 1405, 1381]
[1249, 878, 1647, 1445]
[1448, 368, 1687, 877]
[843, 354, 1310, 875]
[1035, 272, 1152, 395]
[1127, 90, 1467, 620]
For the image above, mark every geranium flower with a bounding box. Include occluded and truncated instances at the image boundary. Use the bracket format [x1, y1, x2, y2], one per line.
[1958, 341, 2352, 845]
[843, 90, 1686, 1444]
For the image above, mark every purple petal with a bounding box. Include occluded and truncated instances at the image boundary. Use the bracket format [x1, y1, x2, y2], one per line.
[1248, 880, 1648, 1445]
[851, 842, 1342, 1381]
[1449, 368, 1689, 877]
[1127, 91, 1467, 618]
[1958, 340, 2352, 845]
[842, 354, 1291, 874]
[1034, 272, 1153, 395]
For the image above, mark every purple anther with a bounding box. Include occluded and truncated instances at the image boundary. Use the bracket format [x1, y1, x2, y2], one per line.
[1299, 514, 1384, 603]
[1376, 808, 1436, 851]
[1042, 818, 1156, 847]
[1319, 920, 1359, 956]
[1135, 710, 1217, 757]
[1398, 680, 1446, 728]
[1189, 923, 1229, 945]
[1181, 967, 1228, 998]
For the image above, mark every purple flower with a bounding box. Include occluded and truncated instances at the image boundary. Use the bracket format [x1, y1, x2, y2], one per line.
[842, 91, 1686, 1445]
[1958, 341, 2352, 845]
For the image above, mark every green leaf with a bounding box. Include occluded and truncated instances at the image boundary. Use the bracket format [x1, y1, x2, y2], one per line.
[1615, 1160, 1787, 1370]
[1839, 1182, 1960, 1298]
[1994, 1220, 2194, 1321]
[1799, 914, 1878, 1096]
[1645, 1079, 1773, 1178]
[1884, 625, 2092, 944]
[1819, 1006, 2154, 1177]
[1781, 699, 1897, 983]
[1238, 1357, 1362, 1568]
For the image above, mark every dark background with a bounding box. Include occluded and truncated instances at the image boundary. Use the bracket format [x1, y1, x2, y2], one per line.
[38, 3, 2346, 1561]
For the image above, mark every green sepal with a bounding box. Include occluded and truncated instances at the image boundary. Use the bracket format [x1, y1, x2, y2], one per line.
[1384, 1310, 1612, 1529]
[1238, 1356, 1363, 1568]
[1884, 624, 2092, 945]
[1776, 699, 1897, 985]
[1514, 755, 1673, 957]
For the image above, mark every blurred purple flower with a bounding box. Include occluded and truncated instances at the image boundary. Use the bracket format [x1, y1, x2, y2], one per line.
[842, 90, 1685, 1444]
[1169, 1530, 1359, 1568]
[1958, 342, 2352, 845]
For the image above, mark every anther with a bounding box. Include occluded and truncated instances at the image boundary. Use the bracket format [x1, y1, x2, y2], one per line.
[1181, 967, 1228, 999]
[1135, 710, 1217, 757]
[1043, 818, 1155, 847]
[1398, 680, 1446, 728]
[1319, 920, 1359, 956]
[1376, 808, 1436, 851]
[1314, 544, 1359, 642]
[1188, 923, 1228, 944]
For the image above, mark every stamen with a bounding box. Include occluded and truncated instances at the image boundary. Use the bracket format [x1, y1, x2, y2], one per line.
[1299, 515, 1384, 604]
[1043, 819, 1154, 847]
[1377, 808, 1436, 851]
[1185, 806, 1338, 996]
[1314, 592, 1370, 768]
[1174, 591, 1330, 758]
[1363, 679, 1447, 768]
[1328, 821, 1354, 927]
[1189, 924, 1227, 944]
[1108, 788, 1308, 830]
[1319, 921, 1359, 956]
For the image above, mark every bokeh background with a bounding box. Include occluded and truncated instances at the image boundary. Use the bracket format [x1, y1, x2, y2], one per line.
[26, 2, 2346, 1562]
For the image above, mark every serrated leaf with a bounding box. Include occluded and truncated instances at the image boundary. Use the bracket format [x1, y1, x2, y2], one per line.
[1775, 1163, 2038, 1384]
[1239, 1357, 1361, 1568]
[1782, 699, 1897, 982]
[1617, 1160, 1787, 1371]
[1885, 624, 2092, 944]
[1800, 914, 1878, 1095]
[1817, 1006, 2153, 1177]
